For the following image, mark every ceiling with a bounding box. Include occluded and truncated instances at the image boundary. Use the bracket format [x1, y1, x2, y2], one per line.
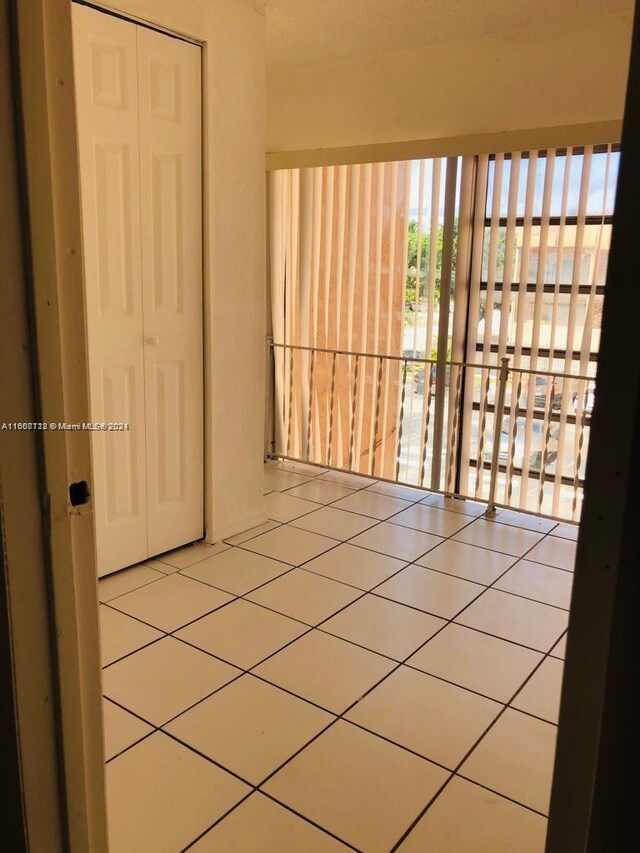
[266, 0, 633, 72]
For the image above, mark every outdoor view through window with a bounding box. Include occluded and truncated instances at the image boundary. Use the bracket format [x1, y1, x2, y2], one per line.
[269, 145, 618, 520]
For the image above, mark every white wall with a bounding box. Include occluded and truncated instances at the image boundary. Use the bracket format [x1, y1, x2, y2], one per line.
[90, 0, 267, 541]
[267, 15, 631, 159]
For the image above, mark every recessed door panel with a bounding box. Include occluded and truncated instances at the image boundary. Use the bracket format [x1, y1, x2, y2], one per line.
[94, 142, 136, 317]
[151, 151, 184, 313]
[100, 365, 140, 519]
[154, 360, 186, 504]
[73, 5, 148, 575]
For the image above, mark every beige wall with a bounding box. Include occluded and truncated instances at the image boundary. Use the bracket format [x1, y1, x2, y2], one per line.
[267, 15, 631, 161]
[91, 0, 267, 541]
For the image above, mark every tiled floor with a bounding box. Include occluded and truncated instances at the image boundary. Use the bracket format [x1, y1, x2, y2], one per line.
[99, 460, 576, 852]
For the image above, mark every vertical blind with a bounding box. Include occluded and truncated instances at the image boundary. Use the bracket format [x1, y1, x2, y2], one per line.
[461, 145, 616, 518]
[270, 163, 410, 477]
[269, 144, 618, 519]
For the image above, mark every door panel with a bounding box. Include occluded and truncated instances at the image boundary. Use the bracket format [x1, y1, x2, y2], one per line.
[72, 5, 148, 575]
[137, 27, 203, 555]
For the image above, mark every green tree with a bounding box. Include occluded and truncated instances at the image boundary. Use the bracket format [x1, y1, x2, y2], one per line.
[404, 219, 507, 320]
[405, 219, 458, 309]
[478, 227, 507, 321]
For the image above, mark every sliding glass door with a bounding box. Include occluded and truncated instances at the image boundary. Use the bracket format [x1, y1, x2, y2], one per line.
[268, 144, 619, 520]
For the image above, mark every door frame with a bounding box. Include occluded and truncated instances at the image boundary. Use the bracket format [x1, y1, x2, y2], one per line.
[1, 1, 65, 847]
[13, 0, 107, 848]
[13, 0, 207, 848]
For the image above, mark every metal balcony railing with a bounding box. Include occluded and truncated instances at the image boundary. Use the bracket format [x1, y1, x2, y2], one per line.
[266, 340, 595, 522]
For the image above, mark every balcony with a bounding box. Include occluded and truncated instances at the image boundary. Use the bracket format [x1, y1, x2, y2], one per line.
[98, 458, 574, 851]
[268, 342, 594, 522]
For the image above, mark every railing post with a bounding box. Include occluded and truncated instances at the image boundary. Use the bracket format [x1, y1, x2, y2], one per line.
[486, 356, 510, 517]
[265, 335, 275, 459]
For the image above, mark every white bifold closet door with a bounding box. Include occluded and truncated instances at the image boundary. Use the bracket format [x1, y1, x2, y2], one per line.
[72, 4, 203, 576]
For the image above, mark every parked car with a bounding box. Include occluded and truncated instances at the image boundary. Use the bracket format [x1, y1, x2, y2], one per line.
[483, 419, 559, 472]
[413, 364, 450, 394]
[530, 375, 563, 410]
[487, 375, 562, 411]
[414, 368, 427, 394]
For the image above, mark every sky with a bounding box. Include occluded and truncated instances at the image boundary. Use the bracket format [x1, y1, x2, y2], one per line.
[408, 149, 620, 222]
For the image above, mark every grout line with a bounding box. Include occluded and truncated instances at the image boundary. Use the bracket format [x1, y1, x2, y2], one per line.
[404, 561, 571, 612]
[151, 541, 232, 572]
[101, 510, 567, 669]
[223, 519, 286, 546]
[177, 789, 256, 853]
[153, 509, 517, 819]
[161, 727, 260, 789]
[387, 526, 566, 850]
[257, 791, 363, 852]
[391, 640, 562, 850]
[99, 466, 571, 850]
[104, 729, 156, 765]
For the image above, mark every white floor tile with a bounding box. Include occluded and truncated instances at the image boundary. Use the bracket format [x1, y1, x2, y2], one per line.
[99, 605, 163, 667]
[366, 481, 430, 502]
[223, 520, 280, 545]
[527, 535, 577, 571]
[460, 709, 557, 814]
[347, 666, 502, 769]
[103, 699, 153, 760]
[494, 560, 573, 609]
[191, 793, 349, 852]
[491, 509, 557, 533]
[375, 565, 484, 619]
[144, 558, 183, 575]
[246, 568, 361, 626]
[153, 541, 230, 571]
[263, 721, 448, 853]
[422, 494, 486, 516]
[272, 460, 328, 477]
[264, 491, 321, 522]
[453, 519, 544, 557]
[317, 470, 376, 488]
[286, 480, 356, 505]
[242, 525, 337, 566]
[332, 490, 414, 520]
[176, 599, 307, 669]
[253, 630, 395, 714]
[398, 776, 547, 852]
[165, 674, 333, 784]
[264, 468, 313, 492]
[512, 657, 564, 723]
[108, 573, 234, 632]
[181, 548, 290, 596]
[350, 522, 443, 562]
[103, 636, 240, 725]
[321, 594, 445, 661]
[551, 522, 579, 541]
[550, 634, 567, 659]
[392, 503, 471, 537]
[416, 539, 515, 585]
[106, 732, 249, 853]
[290, 506, 377, 540]
[408, 623, 542, 702]
[99, 564, 164, 602]
[302, 544, 407, 591]
[102, 467, 576, 850]
[455, 589, 568, 652]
